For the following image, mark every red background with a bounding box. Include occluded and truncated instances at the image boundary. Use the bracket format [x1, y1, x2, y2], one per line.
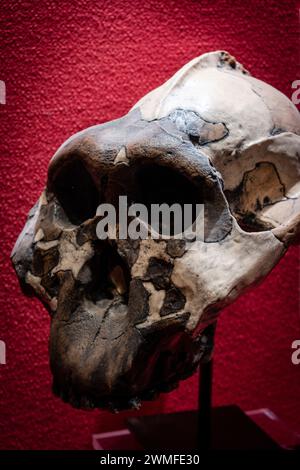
[0, 0, 300, 449]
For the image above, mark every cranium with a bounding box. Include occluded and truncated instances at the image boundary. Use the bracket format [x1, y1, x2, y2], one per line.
[12, 51, 300, 410]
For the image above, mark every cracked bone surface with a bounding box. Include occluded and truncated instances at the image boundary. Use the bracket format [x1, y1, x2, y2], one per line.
[11, 51, 300, 410]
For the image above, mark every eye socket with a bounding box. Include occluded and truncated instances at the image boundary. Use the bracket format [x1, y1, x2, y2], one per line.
[135, 165, 203, 237]
[134, 164, 203, 209]
[107, 163, 204, 213]
[51, 159, 99, 225]
[105, 163, 204, 238]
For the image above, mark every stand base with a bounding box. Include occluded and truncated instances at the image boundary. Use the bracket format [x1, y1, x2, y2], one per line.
[126, 405, 280, 450]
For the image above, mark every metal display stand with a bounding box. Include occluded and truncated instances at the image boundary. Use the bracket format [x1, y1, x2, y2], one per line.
[92, 355, 294, 450]
[126, 360, 280, 450]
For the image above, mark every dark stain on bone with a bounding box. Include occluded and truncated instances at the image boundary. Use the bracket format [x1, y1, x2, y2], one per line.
[168, 109, 229, 146]
[32, 245, 59, 277]
[56, 270, 81, 321]
[144, 257, 173, 290]
[160, 285, 186, 316]
[76, 219, 98, 246]
[225, 161, 286, 232]
[218, 51, 250, 75]
[166, 239, 186, 258]
[41, 272, 60, 298]
[128, 279, 150, 323]
[137, 311, 190, 337]
[270, 126, 285, 136]
[38, 199, 63, 241]
[115, 239, 140, 268]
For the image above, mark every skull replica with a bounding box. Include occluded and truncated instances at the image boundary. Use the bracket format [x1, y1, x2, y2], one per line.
[12, 51, 300, 410]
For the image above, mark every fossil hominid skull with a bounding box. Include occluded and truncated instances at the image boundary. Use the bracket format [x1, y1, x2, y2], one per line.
[12, 51, 300, 410]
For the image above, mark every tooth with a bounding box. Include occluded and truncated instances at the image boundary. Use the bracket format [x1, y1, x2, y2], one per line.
[109, 265, 127, 295]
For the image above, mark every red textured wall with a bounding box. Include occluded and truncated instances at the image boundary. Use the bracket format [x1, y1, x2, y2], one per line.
[0, 0, 300, 450]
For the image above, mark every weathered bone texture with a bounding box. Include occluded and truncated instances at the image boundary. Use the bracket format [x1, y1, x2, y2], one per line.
[11, 51, 300, 411]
